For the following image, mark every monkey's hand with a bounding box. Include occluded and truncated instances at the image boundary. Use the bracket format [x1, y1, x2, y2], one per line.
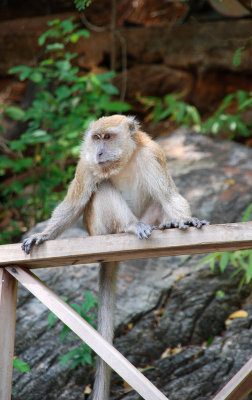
[160, 218, 209, 230]
[22, 233, 50, 254]
[135, 222, 154, 239]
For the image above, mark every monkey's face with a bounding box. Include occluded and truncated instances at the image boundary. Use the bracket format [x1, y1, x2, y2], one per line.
[83, 115, 138, 174]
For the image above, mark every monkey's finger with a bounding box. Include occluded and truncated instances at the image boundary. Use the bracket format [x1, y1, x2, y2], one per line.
[21, 238, 35, 254]
[178, 221, 188, 230]
[201, 220, 210, 226]
[143, 228, 152, 238]
[171, 220, 179, 228]
[159, 222, 172, 230]
[137, 231, 144, 239]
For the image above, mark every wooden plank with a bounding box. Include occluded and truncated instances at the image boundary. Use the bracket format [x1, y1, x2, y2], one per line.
[1, 222, 252, 269]
[0, 269, 18, 400]
[213, 357, 252, 400]
[6, 266, 168, 400]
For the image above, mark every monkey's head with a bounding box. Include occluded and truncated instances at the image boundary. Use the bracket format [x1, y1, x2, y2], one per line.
[82, 115, 140, 177]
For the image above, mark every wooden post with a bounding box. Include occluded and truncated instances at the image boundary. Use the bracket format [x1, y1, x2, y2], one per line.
[0, 268, 18, 400]
[6, 266, 169, 400]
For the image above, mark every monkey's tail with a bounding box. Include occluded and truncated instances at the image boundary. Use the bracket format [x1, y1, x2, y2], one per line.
[92, 261, 119, 400]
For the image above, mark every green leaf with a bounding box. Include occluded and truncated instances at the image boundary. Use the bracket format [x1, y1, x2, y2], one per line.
[61, 19, 78, 34]
[9, 65, 31, 80]
[219, 252, 230, 273]
[46, 43, 65, 51]
[187, 105, 201, 125]
[101, 83, 119, 95]
[242, 203, 252, 222]
[48, 312, 58, 329]
[206, 336, 214, 346]
[30, 71, 43, 83]
[176, 103, 186, 123]
[38, 28, 60, 46]
[60, 325, 71, 342]
[96, 71, 116, 82]
[238, 97, 252, 111]
[69, 33, 79, 43]
[70, 303, 81, 314]
[216, 290, 225, 299]
[198, 253, 218, 265]
[13, 358, 30, 373]
[12, 158, 33, 172]
[233, 46, 245, 68]
[47, 19, 61, 27]
[0, 157, 14, 169]
[5, 106, 25, 120]
[56, 85, 72, 100]
[70, 358, 82, 369]
[74, 0, 92, 11]
[59, 349, 80, 367]
[103, 101, 132, 112]
[76, 29, 90, 38]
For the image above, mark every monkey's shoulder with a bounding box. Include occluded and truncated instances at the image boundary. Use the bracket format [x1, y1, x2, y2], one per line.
[134, 130, 166, 168]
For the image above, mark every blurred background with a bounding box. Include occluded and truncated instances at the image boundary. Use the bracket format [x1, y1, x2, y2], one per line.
[2, 2, 252, 400]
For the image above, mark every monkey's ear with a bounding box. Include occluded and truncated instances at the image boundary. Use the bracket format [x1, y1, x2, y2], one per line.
[84, 120, 95, 137]
[127, 116, 140, 135]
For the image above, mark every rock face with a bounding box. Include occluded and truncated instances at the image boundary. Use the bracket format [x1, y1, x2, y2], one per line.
[1, 15, 252, 111]
[12, 130, 252, 400]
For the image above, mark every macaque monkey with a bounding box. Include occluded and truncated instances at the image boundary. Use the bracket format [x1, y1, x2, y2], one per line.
[22, 115, 208, 400]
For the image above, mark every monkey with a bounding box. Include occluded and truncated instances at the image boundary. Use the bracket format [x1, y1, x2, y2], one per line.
[22, 114, 208, 400]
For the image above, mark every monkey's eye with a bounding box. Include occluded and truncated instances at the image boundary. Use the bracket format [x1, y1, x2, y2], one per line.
[104, 133, 111, 140]
[93, 135, 100, 140]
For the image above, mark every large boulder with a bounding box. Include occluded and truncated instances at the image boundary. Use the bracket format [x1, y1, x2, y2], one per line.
[13, 130, 252, 400]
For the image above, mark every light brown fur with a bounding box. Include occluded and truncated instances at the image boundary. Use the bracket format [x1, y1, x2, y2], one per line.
[22, 115, 207, 400]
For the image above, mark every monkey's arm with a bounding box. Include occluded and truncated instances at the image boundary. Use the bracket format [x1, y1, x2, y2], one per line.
[22, 162, 96, 254]
[142, 144, 209, 229]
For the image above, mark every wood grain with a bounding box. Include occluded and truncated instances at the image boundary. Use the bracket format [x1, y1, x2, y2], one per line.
[0, 222, 252, 269]
[6, 266, 169, 400]
[0, 269, 18, 400]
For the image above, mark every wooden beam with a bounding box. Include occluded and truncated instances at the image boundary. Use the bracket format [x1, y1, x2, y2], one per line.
[213, 357, 252, 400]
[6, 266, 169, 400]
[0, 269, 18, 400]
[1, 222, 252, 269]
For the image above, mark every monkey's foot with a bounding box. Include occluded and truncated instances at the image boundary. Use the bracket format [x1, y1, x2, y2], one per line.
[22, 234, 48, 254]
[135, 222, 154, 239]
[160, 218, 209, 230]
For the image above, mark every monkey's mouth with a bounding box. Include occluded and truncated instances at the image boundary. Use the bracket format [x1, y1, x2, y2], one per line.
[97, 158, 118, 165]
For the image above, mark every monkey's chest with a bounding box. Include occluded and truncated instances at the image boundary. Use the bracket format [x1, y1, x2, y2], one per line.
[111, 174, 148, 218]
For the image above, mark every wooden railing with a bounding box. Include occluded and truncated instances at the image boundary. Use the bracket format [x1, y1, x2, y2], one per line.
[1, 222, 252, 400]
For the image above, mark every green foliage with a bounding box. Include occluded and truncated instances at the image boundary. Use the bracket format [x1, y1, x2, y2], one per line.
[141, 89, 252, 140]
[233, 46, 246, 67]
[1, 17, 130, 244]
[13, 358, 30, 373]
[201, 90, 252, 139]
[47, 291, 98, 369]
[199, 204, 252, 288]
[139, 94, 201, 130]
[73, 0, 92, 11]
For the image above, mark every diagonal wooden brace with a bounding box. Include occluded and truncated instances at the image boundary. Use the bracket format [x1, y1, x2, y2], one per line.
[5, 266, 169, 400]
